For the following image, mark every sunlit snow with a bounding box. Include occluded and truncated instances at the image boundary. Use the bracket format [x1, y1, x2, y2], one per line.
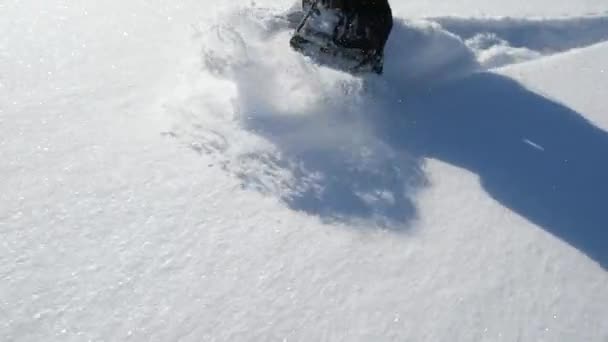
[1, 0, 607, 341]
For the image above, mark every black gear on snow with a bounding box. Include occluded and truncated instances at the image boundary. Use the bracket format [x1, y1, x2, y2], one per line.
[301, 0, 393, 53]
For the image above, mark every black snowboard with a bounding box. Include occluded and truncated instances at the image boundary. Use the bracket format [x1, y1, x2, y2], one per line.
[289, 1, 386, 74]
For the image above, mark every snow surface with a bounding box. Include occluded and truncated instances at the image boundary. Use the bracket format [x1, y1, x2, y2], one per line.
[1, 0, 608, 341]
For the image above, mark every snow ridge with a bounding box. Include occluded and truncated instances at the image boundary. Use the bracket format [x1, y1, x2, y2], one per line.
[435, 15, 608, 67]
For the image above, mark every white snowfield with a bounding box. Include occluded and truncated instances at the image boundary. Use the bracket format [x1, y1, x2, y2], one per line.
[1, 0, 607, 341]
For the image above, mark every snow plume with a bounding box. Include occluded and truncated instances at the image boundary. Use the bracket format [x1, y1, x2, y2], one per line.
[382, 19, 479, 85]
[165, 6, 469, 228]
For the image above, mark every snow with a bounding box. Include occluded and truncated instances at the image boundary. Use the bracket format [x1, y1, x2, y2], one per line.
[1, 0, 607, 341]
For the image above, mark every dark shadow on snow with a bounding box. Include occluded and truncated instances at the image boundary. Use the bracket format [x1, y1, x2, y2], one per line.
[238, 87, 427, 228]
[244, 70, 608, 267]
[378, 72, 608, 269]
